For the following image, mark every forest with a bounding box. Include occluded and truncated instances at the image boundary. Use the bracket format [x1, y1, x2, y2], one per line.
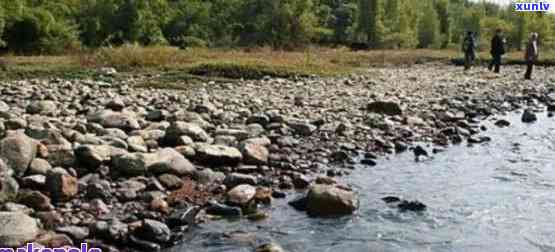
[0, 0, 553, 55]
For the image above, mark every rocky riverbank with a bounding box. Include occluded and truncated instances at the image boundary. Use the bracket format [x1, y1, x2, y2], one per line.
[0, 64, 553, 251]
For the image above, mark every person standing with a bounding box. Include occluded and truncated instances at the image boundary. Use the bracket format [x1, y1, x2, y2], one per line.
[524, 33, 539, 80]
[462, 31, 477, 70]
[488, 29, 506, 73]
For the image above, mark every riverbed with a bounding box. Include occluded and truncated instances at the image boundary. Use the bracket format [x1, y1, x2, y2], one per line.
[170, 110, 555, 252]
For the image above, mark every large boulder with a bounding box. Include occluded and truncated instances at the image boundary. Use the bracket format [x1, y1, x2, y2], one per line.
[0, 175, 19, 203]
[521, 109, 537, 123]
[111, 153, 154, 176]
[164, 122, 210, 145]
[195, 144, 242, 166]
[88, 110, 140, 131]
[367, 101, 403, 116]
[305, 185, 359, 217]
[287, 119, 316, 136]
[0, 212, 40, 247]
[0, 132, 38, 177]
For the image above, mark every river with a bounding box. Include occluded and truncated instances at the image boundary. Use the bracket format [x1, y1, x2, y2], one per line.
[168, 110, 555, 252]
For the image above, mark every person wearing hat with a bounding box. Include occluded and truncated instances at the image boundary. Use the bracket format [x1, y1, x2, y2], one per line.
[524, 32, 539, 80]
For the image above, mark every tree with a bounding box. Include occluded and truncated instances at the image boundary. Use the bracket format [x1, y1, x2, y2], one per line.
[417, 0, 440, 48]
[358, 0, 384, 48]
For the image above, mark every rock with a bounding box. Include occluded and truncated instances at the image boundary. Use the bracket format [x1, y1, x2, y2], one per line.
[367, 101, 403, 115]
[360, 159, 377, 166]
[195, 144, 243, 166]
[75, 145, 127, 169]
[139, 219, 171, 243]
[521, 109, 537, 123]
[292, 174, 311, 189]
[305, 185, 359, 217]
[226, 184, 256, 207]
[157, 174, 183, 190]
[287, 119, 317, 136]
[127, 136, 148, 152]
[36, 211, 64, 229]
[148, 148, 195, 176]
[88, 110, 140, 131]
[17, 190, 53, 211]
[105, 98, 125, 111]
[288, 196, 308, 211]
[149, 198, 169, 214]
[0, 176, 19, 203]
[46, 145, 75, 167]
[21, 175, 45, 190]
[0, 212, 40, 247]
[28, 158, 51, 175]
[164, 122, 210, 145]
[56, 226, 90, 241]
[193, 168, 225, 184]
[205, 201, 242, 217]
[167, 206, 202, 228]
[381, 196, 401, 203]
[129, 235, 161, 252]
[256, 242, 286, 252]
[0, 132, 38, 177]
[26, 100, 57, 116]
[46, 171, 78, 202]
[240, 143, 269, 165]
[111, 152, 152, 176]
[223, 173, 258, 188]
[494, 119, 511, 128]
[398, 200, 427, 212]
[254, 187, 272, 204]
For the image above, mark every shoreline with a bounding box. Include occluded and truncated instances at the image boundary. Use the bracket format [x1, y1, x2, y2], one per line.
[0, 64, 553, 251]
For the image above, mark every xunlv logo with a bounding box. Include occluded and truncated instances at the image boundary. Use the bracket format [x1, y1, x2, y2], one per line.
[514, 1, 551, 11]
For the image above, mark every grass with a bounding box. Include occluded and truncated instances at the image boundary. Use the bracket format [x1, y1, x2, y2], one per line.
[1, 45, 554, 88]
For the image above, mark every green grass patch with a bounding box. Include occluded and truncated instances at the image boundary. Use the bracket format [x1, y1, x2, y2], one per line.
[187, 61, 308, 79]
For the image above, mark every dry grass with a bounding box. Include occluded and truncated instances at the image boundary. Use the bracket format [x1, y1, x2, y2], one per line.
[1, 46, 554, 84]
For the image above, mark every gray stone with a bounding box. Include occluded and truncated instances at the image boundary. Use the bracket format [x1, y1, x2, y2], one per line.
[0, 212, 40, 247]
[305, 185, 359, 217]
[0, 132, 38, 177]
[195, 144, 243, 166]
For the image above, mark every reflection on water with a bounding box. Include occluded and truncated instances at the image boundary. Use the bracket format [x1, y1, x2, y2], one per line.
[168, 111, 555, 252]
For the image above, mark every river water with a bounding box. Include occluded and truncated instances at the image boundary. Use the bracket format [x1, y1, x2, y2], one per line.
[168, 110, 555, 252]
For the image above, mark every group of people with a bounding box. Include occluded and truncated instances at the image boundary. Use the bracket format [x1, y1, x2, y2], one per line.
[462, 29, 539, 80]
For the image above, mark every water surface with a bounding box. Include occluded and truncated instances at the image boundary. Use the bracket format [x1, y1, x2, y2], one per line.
[169, 111, 555, 252]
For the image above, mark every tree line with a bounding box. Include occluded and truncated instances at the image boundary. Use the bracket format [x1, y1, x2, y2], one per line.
[0, 0, 553, 54]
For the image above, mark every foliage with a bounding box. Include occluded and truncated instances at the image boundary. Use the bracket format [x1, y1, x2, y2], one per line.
[0, 0, 553, 54]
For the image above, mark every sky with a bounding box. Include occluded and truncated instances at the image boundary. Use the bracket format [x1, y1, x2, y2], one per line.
[480, 0, 555, 13]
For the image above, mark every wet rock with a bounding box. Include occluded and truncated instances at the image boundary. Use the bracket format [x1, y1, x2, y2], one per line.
[0, 212, 40, 247]
[226, 184, 256, 207]
[205, 201, 242, 217]
[381, 196, 401, 203]
[167, 206, 202, 227]
[367, 101, 402, 115]
[129, 235, 161, 252]
[256, 242, 286, 252]
[195, 144, 243, 166]
[305, 185, 359, 217]
[360, 159, 377, 166]
[138, 219, 171, 243]
[521, 109, 537, 123]
[292, 174, 311, 189]
[494, 119, 511, 128]
[240, 143, 269, 165]
[398, 200, 427, 212]
[0, 132, 38, 177]
[288, 196, 308, 211]
[46, 170, 78, 202]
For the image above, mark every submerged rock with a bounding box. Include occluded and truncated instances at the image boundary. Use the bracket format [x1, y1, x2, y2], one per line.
[521, 109, 537, 123]
[305, 185, 358, 217]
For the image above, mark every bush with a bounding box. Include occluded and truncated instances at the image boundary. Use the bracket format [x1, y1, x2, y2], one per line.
[4, 8, 79, 54]
[170, 36, 208, 49]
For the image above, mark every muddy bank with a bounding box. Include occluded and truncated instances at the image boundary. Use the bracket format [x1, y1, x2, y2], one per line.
[0, 64, 553, 251]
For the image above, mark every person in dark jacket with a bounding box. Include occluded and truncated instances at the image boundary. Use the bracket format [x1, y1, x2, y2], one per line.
[488, 29, 506, 73]
[462, 31, 476, 70]
[524, 32, 539, 80]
